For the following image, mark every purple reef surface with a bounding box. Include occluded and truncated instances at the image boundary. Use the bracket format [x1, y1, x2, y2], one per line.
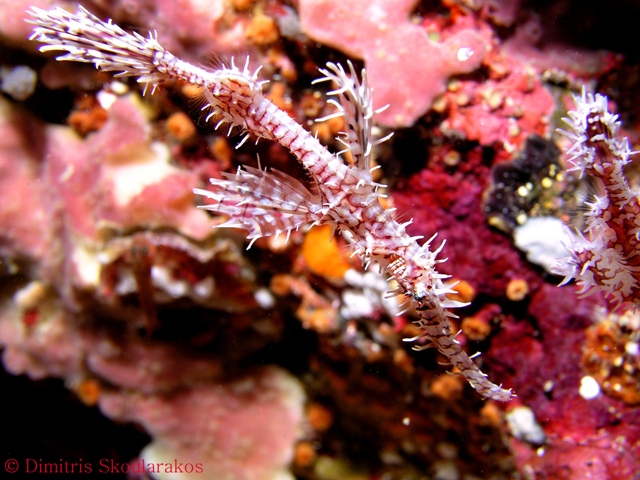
[1, 0, 640, 479]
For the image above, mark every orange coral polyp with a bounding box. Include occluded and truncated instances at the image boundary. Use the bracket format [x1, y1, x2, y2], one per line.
[301, 225, 350, 280]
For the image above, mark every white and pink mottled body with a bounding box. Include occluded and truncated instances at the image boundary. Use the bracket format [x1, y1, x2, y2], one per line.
[29, 6, 513, 401]
[554, 89, 640, 309]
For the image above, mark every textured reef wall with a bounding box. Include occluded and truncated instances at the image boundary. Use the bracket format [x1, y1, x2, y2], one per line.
[1, 0, 640, 479]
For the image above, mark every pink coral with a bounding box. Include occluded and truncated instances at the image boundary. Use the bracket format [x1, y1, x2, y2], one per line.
[0, 88, 260, 322]
[474, 0, 522, 26]
[299, 0, 490, 127]
[0, 98, 50, 263]
[502, 18, 617, 77]
[439, 51, 554, 149]
[85, 338, 224, 395]
[1, 293, 305, 479]
[99, 367, 305, 480]
[45, 96, 214, 241]
[2, 0, 251, 62]
[0, 94, 213, 258]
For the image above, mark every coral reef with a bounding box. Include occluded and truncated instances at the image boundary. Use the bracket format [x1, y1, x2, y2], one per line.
[100, 366, 304, 480]
[582, 308, 640, 405]
[299, 0, 491, 127]
[491, 285, 640, 479]
[1, 0, 639, 479]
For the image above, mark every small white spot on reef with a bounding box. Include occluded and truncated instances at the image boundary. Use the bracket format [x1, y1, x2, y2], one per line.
[506, 406, 546, 445]
[13, 281, 47, 310]
[109, 80, 129, 95]
[436, 442, 458, 460]
[59, 164, 75, 182]
[254, 287, 275, 309]
[579, 375, 601, 400]
[0, 65, 37, 100]
[402, 417, 410, 426]
[432, 459, 459, 480]
[457, 47, 474, 62]
[193, 277, 214, 298]
[97, 89, 117, 109]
